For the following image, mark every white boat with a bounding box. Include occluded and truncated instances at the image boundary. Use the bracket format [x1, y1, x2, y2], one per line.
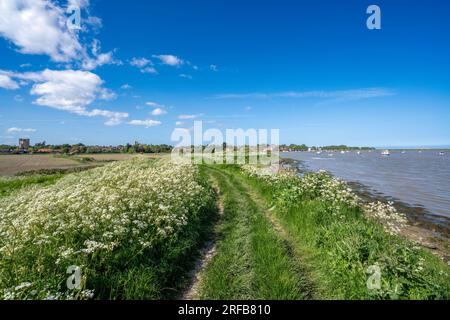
[340, 151, 345, 154]
[357, 151, 361, 155]
[401, 151, 406, 154]
[381, 150, 390, 156]
[439, 152, 445, 156]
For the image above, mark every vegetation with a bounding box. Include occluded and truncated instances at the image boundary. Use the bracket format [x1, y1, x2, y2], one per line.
[0, 157, 448, 300]
[15, 165, 101, 177]
[241, 165, 450, 299]
[0, 141, 173, 155]
[0, 174, 64, 198]
[0, 158, 215, 299]
[196, 166, 310, 299]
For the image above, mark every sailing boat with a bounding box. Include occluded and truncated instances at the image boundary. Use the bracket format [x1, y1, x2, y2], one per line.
[381, 150, 390, 156]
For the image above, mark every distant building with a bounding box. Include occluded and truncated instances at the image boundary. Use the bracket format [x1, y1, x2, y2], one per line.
[19, 138, 30, 150]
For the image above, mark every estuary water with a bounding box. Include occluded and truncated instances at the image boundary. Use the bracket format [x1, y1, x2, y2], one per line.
[281, 151, 450, 219]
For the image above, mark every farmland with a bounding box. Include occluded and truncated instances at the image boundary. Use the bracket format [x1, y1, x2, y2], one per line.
[0, 157, 449, 300]
[0, 154, 87, 176]
[0, 154, 165, 176]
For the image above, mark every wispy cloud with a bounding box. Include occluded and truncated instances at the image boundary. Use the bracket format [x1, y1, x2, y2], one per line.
[146, 101, 164, 108]
[130, 57, 152, 68]
[128, 119, 162, 127]
[141, 67, 158, 74]
[151, 108, 167, 116]
[0, 74, 19, 89]
[129, 57, 158, 74]
[153, 54, 184, 66]
[211, 88, 395, 100]
[7, 127, 37, 133]
[178, 113, 203, 120]
[179, 73, 192, 79]
[120, 84, 132, 90]
[82, 39, 122, 70]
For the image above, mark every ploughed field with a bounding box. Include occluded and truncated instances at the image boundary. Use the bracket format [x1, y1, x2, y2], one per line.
[0, 155, 85, 176]
[0, 154, 164, 176]
[0, 158, 449, 300]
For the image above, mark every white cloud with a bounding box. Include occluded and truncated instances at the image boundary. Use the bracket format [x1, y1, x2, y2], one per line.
[120, 84, 132, 90]
[153, 54, 184, 66]
[0, 0, 117, 70]
[175, 121, 184, 126]
[4, 69, 128, 126]
[0, 74, 19, 89]
[68, 0, 90, 8]
[130, 57, 151, 68]
[128, 119, 162, 127]
[141, 67, 158, 74]
[212, 88, 395, 100]
[0, 0, 84, 62]
[210, 64, 218, 72]
[130, 57, 158, 74]
[82, 108, 128, 126]
[145, 101, 162, 107]
[151, 108, 167, 116]
[179, 74, 192, 79]
[98, 88, 117, 100]
[178, 114, 203, 120]
[81, 39, 121, 70]
[7, 127, 37, 133]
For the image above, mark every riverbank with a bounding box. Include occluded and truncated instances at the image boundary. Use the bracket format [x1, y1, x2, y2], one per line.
[280, 157, 450, 262]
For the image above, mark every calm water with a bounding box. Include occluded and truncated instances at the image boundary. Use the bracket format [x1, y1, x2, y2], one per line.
[281, 151, 450, 218]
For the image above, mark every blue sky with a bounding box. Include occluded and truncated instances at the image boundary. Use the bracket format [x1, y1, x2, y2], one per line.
[0, 0, 449, 147]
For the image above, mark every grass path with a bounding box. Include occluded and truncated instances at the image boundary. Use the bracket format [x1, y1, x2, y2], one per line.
[181, 179, 224, 300]
[192, 165, 314, 300]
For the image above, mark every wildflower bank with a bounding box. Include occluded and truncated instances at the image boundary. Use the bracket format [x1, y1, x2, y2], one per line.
[0, 158, 215, 299]
[242, 166, 407, 234]
[241, 164, 449, 299]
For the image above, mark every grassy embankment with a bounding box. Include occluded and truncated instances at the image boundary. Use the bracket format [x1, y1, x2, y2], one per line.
[0, 174, 64, 198]
[1, 157, 448, 300]
[0, 158, 216, 299]
[191, 165, 449, 299]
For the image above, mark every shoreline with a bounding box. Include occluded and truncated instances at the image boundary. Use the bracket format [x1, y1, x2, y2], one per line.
[280, 157, 450, 262]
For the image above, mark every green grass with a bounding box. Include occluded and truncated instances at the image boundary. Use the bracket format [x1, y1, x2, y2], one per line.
[0, 159, 218, 300]
[0, 174, 64, 197]
[245, 171, 450, 300]
[2, 160, 448, 300]
[197, 165, 309, 299]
